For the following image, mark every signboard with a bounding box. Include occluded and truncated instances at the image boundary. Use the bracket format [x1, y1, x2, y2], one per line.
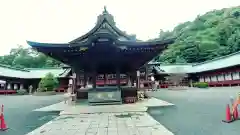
[136, 70, 140, 77]
[69, 79, 73, 85]
[88, 91, 121, 103]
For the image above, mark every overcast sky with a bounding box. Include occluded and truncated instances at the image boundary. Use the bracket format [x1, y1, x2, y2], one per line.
[0, 0, 239, 55]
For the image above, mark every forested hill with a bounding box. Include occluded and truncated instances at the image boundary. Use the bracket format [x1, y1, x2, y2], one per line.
[0, 46, 62, 68]
[154, 6, 240, 64]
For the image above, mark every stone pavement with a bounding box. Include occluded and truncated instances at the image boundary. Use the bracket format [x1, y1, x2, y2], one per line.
[28, 97, 175, 135]
[33, 101, 68, 112]
[33, 97, 174, 113]
[26, 112, 173, 135]
[136, 97, 174, 107]
[60, 104, 147, 115]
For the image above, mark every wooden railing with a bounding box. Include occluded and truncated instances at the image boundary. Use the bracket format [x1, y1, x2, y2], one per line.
[208, 80, 240, 87]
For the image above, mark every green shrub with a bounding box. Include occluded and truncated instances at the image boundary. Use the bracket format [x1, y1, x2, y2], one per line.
[193, 82, 209, 88]
[38, 72, 59, 92]
[17, 89, 27, 95]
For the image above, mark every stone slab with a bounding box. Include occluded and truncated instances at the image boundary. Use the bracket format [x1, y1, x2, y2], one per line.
[33, 97, 174, 113]
[26, 112, 174, 135]
[60, 104, 147, 115]
[33, 101, 70, 112]
[136, 97, 175, 107]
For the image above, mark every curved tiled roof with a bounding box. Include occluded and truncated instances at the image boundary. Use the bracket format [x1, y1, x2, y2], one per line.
[0, 65, 71, 79]
[191, 51, 240, 72]
[150, 51, 240, 74]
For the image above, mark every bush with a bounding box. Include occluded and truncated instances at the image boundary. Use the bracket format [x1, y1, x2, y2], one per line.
[38, 72, 59, 92]
[17, 89, 27, 95]
[193, 82, 209, 88]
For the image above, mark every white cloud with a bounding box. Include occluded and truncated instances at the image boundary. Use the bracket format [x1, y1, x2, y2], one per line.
[0, 0, 239, 55]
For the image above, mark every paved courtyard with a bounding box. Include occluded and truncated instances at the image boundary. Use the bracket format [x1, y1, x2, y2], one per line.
[3, 87, 240, 135]
[26, 97, 174, 135]
[0, 95, 65, 135]
[147, 87, 240, 135]
[27, 112, 173, 135]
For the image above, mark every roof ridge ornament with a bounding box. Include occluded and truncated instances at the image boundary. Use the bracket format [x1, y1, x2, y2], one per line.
[103, 5, 108, 14]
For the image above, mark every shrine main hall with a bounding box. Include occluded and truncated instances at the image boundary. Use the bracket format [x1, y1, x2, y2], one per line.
[27, 7, 174, 105]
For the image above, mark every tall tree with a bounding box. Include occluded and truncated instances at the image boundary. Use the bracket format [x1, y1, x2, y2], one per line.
[0, 46, 62, 68]
[155, 6, 240, 63]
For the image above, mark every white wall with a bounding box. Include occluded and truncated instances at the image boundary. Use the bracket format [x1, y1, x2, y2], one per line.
[211, 75, 217, 82]
[217, 75, 224, 81]
[232, 72, 239, 80]
[205, 76, 210, 82]
[199, 77, 204, 82]
[225, 73, 232, 80]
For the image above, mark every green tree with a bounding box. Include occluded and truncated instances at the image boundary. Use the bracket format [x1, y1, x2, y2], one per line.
[38, 73, 59, 92]
[155, 6, 240, 63]
[0, 46, 62, 68]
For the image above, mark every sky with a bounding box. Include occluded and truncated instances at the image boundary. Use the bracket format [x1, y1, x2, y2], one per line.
[0, 0, 239, 55]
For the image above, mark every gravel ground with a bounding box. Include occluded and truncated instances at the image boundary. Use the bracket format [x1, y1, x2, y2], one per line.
[148, 87, 240, 135]
[0, 94, 65, 135]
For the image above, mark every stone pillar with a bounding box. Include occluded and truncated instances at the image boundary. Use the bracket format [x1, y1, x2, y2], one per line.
[72, 72, 76, 94]
[136, 70, 140, 90]
[29, 85, 33, 94]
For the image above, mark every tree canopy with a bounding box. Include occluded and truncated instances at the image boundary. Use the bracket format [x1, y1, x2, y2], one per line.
[0, 45, 62, 68]
[155, 6, 240, 63]
[38, 72, 59, 92]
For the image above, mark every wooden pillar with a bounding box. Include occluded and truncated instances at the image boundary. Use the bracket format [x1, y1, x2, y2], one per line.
[131, 73, 135, 86]
[104, 74, 107, 86]
[75, 72, 79, 89]
[92, 71, 97, 89]
[83, 72, 87, 88]
[145, 65, 148, 80]
[4, 80, 7, 90]
[231, 72, 233, 80]
[116, 69, 120, 88]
